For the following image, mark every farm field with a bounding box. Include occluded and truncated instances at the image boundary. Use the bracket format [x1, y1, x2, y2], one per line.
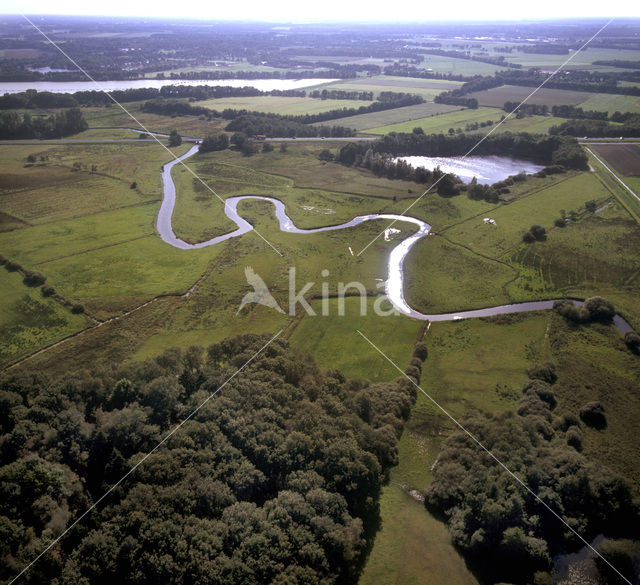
[590, 142, 640, 176]
[314, 102, 463, 131]
[578, 92, 640, 114]
[193, 95, 375, 115]
[363, 106, 503, 135]
[467, 84, 595, 107]
[314, 76, 463, 100]
[418, 53, 507, 76]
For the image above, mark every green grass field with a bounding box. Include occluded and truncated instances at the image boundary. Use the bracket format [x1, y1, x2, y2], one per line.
[363, 107, 503, 135]
[577, 93, 640, 114]
[312, 76, 463, 100]
[0, 268, 88, 366]
[314, 102, 463, 131]
[193, 95, 375, 115]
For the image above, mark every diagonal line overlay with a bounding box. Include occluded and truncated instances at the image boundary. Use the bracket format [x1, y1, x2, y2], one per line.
[357, 17, 616, 256]
[8, 329, 284, 585]
[20, 14, 282, 257]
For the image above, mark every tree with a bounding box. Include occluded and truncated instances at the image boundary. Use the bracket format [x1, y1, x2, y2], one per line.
[529, 225, 547, 241]
[168, 130, 182, 147]
[436, 174, 460, 197]
[199, 134, 229, 152]
[318, 149, 334, 161]
[584, 296, 615, 321]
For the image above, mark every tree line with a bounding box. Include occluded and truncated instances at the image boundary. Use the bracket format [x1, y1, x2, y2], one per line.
[549, 115, 640, 137]
[0, 335, 429, 585]
[0, 108, 87, 139]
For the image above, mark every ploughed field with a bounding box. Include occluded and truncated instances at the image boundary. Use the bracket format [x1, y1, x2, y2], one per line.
[590, 143, 640, 176]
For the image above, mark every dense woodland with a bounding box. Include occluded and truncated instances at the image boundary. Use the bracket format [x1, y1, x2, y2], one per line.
[0, 335, 427, 585]
[0, 108, 87, 139]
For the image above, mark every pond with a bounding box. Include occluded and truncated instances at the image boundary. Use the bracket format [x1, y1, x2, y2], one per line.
[396, 154, 546, 185]
[0, 78, 337, 95]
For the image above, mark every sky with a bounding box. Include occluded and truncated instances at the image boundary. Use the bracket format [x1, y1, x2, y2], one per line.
[4, 0, 640, 22]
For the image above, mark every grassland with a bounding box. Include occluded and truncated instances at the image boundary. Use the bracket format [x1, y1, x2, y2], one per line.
[363, 107, 503, 135]
[313, 76, 463, 100]
[578, 93, 640, 114]
[193, 95, 375, 115]
[418, 54, 507, 76]
[315, 102, 463, 131]
[0, 268, 88, 366]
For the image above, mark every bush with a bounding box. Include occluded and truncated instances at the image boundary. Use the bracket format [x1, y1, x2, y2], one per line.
[413, 342, 428, 361]
[584, 296, 615, 321]
[130, 181, 137, 189]
[262, 142, 274, 153]
[554, 218, 567, 227]
[553, 299, 588, 323]
[624, 330, 640, 354]
[5, 260, 21, 272]
[526, 362, 557, 384]
[71, 304, 85, 314]
[0, 254, 6, 265]
[565, 425, 582, 451]
[579, 401, 606, 429]
[318, 148, 334, 161]
[41, 285, 56, 297]
[522, 231, 536, 244]
[530, 224, 547, 241]
[26, 153, 37, 163]
[22, 270, 46, 287]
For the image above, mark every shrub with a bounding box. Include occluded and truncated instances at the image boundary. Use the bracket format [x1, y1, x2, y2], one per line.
[553, 299, 588, 323]
[318, 148, 334, 161]
[22, 270, 46, 287]
[41, 285, 56, 297]
[530, 225, 547, 241]
[623, 330, 640, 354]
[5, 260, 21, 272]
[526, 362, 557, 384]
[413, 342, 428, 361]
[584, 296, 615, 321]
[579, 401, 606, 429]
[554, 218, 567, 227]
[522, 231, 536, 244]
[130, 181, 137, 189]
[262, 142, 274, 153]
[404, 365, 421, 382]
[565, 425, 582, 451]
[0, 254, 6, 265]
[71, 304, 85, 314]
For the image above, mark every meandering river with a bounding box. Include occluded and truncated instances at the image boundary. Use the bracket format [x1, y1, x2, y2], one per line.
[158, 145, 632, 331]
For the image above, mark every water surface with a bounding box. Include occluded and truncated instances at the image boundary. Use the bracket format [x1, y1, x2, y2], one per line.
[0, 78, 337, 95]
[397, 155, 545, 184]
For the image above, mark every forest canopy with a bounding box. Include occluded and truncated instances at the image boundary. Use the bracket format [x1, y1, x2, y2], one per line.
[0, 334, 424, 585]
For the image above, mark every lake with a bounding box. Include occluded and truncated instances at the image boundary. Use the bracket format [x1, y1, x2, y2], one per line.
[0, 78, 337, 95]
[397, 155, 546, 184]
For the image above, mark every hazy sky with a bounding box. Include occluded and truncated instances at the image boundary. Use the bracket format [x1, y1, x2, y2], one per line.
[5, 0, 638, 22]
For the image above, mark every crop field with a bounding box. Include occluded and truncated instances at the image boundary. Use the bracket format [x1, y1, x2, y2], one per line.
[313, 76, 463, 100]
[503, 46, 640, 70]
[312, 102, 462, 131]
[577, 92, 640, 114]
[590, 143, 640, 176]
[467, 84, 595, 108]
[418, 54, 507, 76]
[363, 106, 504, 135]
[193, 95, 375, 115]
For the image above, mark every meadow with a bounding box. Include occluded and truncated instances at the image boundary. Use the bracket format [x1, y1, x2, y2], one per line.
[363, 106, 503, 135]
[193, 95, 375, 115]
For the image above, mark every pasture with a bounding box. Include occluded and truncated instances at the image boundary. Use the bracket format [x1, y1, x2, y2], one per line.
[363, 107, 504, 135]
[193, 95, 375, 115]
[467, 84, 595, 108]
[578, 93, 640, 114]
[314, 102, 463, 131]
